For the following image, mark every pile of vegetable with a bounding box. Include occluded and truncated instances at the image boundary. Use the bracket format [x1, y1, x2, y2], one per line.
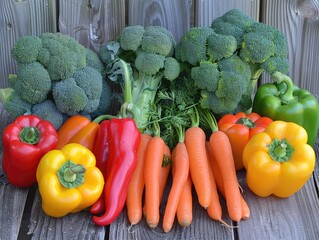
[1, 8, 319, 233]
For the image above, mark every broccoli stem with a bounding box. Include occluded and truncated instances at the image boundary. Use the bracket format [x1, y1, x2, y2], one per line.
[271, 71, 295, 103]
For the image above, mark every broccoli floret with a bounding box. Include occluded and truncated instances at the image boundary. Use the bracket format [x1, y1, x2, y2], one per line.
[11, 35, 43, 63]
[218, 55, 252, 80]
[72, 66, 103, 114]
[86, 48, 105, 74]
[32, 99, 64, 130]
[135, 52, 165, 75]
[100, 25, 180, 131]
[119, 25, 145, 51]
[38, 32, 87, 80]
[164, 57, 181, 81]
[175, 27, 215, 66]
[52, 78, 88, 116]
[261, 56, 290, 75]
[13, 62, 51, 104]
[90, 79, 113, 118]
[191, 61, 219, 91]
[211, 8, 255, 47]
[207, 33, 237, 61]
[200, 90, 239, 115]
[0, 88, 32, 118]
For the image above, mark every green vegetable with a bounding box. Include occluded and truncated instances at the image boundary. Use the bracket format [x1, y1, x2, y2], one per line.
[175, 8, 290, 115]
[13, 62, 52, 104]
[0, 88, 32, 118]
[99, 25, 181, 132]
[252, 71, 319, 147]
[90, 79, 113, 119]
[31, 99, 64, 129]
[12, 32, 87, 81]
[52, 66, 103, 116]
[211, 8, 289, 79]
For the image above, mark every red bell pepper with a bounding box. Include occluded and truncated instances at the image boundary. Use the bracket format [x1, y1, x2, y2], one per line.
[217, 112, 273, 171]
[2, 115, 58, 187]
[92, 118, 141, 226]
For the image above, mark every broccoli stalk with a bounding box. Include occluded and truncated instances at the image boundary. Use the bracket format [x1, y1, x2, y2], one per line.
[99, 25, 181, 132]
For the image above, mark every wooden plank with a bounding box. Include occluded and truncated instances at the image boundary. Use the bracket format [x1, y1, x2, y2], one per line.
[27, 190, 106, 240]
[0, 0, 57, 88]
[260, 0, 319, 95]
[194, 0, 260, 27]
[127, 0, 192, 42]
[58, 0, 126, 52]
[109, 176, 235, 240]
[237, 173, 319, 239]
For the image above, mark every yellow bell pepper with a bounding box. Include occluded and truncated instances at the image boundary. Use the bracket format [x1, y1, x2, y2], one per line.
[242, 120, 316, 198]
[36, 143, 104, 217]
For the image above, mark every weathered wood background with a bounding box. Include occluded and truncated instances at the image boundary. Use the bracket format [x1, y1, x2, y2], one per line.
[1, 1, 319, 240]
[1, 0, 319, 93]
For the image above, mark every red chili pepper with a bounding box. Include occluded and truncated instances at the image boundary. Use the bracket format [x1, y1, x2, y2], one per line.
[90, 120, 110, 215]
[92, 118, 141, 226]
[2, 115, 58, 187]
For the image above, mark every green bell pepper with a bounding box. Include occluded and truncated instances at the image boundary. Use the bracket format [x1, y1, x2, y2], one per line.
[252, 71, 319, 146]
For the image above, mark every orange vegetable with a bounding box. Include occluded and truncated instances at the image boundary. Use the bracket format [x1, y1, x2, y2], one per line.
[163, 141, 189, 232]
[126, 133, 152, 225]
[218, 112, 273, 170]
[143, 136, 165, 228]
[185, 126, 211, 208]
[56, 115, 91, 149]
[176, 173, 193, 228]
[209, 131, 242, 222]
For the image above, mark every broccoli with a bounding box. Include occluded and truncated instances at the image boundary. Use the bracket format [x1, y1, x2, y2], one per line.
[174, 9, 290, 115]
[52, 78, 88, 116]
[11, 35, 42, 63]
[13, 62, 51, 104]
[52, 66, 103, 116]
[11, 32, 87, 81]
[32, 99, 64, 130]
[99, 25, 181, 131]
[72, 66, 103, 114]
[211, 9, 289, 79]
[86, 48, 105, 74]
[90, 79, 113, 118]
[176, 26, 252, 115]
[0, 88, 32, 118]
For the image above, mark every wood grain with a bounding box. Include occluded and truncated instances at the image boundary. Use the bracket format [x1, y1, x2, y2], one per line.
[127, 0, 192, 42]
[58, 0, 126, 52]
[0, 0, 56, 88]
[260, 0, 319, 95]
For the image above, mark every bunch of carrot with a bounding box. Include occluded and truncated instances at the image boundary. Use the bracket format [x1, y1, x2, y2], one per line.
[125, 121, 250, 232]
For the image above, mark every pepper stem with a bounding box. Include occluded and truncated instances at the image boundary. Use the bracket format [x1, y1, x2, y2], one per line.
[268, 138, 294, 163]
[236, 117, 256, 129]
[19, 127, 40, 144]
[57, 160, 86, 188]
[271, 71, 295, 104]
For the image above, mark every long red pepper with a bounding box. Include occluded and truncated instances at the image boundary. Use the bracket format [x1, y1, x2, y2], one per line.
[92, 118, 141, 226]
[90, 120, 110, 215]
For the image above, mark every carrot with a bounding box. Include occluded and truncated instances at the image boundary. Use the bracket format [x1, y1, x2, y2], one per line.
[205, 142, 223, 222]
[163, 142, 189, 233]
[209, 131, 242, 222]
[159, 144, 172, 203]
[143, 135, 165, 228]
[126, 133, 152, 225]
[185, 126, 212, 208]
[206, 141, 250, 220]
[143, 143, 171, 219]
[176, 172, 193, 228]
